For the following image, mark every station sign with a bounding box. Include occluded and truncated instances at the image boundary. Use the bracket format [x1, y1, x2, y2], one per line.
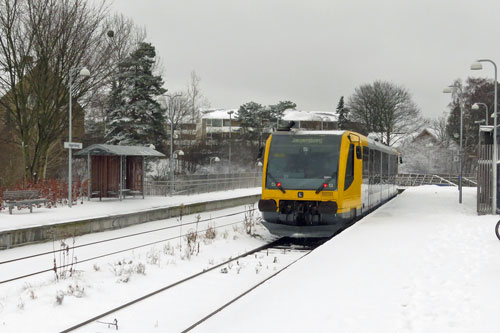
[64, 142, 83, 149]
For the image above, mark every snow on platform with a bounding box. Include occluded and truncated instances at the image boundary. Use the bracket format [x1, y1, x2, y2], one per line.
[195, 186, 500, 333]
[0, 188, 261, 232]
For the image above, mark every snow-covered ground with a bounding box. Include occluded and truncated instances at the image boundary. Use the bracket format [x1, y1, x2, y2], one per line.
[1, 185, 499, 332]
[195, 186, 500, 333]
[0, 188, 261, 231]
[0, 200, 274, 332]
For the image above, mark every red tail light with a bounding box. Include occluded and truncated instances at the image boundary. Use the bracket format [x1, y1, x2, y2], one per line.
[277, 182, 282, 188]
[323, 183, 328, 188]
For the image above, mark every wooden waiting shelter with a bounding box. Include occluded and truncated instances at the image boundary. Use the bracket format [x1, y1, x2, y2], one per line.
[75, 144, 165, 200]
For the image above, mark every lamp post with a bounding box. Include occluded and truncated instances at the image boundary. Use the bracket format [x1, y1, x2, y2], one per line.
[172, 149, 184, 192]
[209, 156, 220, 170]
[443, 83, 463, 204]
[159, 93, 183, 195]
[472, 102, 489, 125]
[471, 59, 498, 214]
[227, 110, 234, 172]
[68, 67, 90, 207]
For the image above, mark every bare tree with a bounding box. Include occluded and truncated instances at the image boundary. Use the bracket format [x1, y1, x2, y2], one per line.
[186, 70, 210, 123]
[0, 0, 137, 182]
[431, 112, 452, 148]
[347, 80, 425, 146]
[160, 92, 191, 149]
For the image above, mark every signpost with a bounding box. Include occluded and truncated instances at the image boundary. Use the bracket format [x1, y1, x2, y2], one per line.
[64, 142, 83, 149]
[65, 142, 82, 207]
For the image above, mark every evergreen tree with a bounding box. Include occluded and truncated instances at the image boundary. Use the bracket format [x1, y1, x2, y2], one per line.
[105, 42, 167, 150]
[269, 100, 296, 125]
[237, 101, 264, 137]
[336, 96, 349, 130]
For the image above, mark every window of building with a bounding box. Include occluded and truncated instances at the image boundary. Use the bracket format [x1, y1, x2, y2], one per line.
[211, 119, 222, 127]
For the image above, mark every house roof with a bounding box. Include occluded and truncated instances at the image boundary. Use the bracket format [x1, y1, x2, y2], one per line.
[200, 109, 238, 119]
[75, 144, 165, 157]
[281, 110, 337, 122]
[200, 108, 337, 121]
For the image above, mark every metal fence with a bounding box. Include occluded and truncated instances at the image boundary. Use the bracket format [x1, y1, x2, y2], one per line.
[395, 173, 477, 187]
[144, 172, 263, 196]
[477, 144, 493, 215]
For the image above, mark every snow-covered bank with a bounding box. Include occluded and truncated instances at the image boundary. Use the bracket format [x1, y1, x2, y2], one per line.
[0, 188, 261, 232]
[0, 203, 274, 332]
[195, 186, 500, 333]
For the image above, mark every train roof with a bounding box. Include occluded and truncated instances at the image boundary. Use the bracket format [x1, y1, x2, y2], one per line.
[272, 130, 345, 136]
[271, 129, 398, 154]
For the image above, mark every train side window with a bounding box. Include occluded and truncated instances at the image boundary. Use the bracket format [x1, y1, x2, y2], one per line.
[363, 147, 370, 178]
[382, 153, 388, 183]
[374, 150, 381, 184]
[344, 144, 354, 190]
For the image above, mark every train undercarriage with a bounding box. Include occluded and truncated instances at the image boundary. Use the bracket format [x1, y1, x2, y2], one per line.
[259, 199, 353, 238]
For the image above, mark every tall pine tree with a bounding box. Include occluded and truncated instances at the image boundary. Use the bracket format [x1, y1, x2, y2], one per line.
[105, 42, 167, 151]
[336, 96, 349, 130]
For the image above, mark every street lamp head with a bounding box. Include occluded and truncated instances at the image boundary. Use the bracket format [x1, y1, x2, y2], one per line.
[214, 157, 220, 162]
[470, 61, 483, 70]
[472, 103, 479, 110]
[177, 150, 184, 156]
[79, 67, 90, 77]
[443, 87, 453, 94]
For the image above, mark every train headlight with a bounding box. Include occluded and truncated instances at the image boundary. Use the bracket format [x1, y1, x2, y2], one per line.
[258, 199, 277, 212]
[318, 201, 337, 214]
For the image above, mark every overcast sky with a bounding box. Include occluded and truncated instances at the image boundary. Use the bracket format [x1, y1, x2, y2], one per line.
[109, 0, 500, 119]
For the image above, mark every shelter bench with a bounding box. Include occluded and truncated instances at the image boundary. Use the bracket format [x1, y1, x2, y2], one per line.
[2, 190, 49, 214]
[90, 191, 101, 201]
[128, 190, 143, 198]
[106, 189, 143, 198]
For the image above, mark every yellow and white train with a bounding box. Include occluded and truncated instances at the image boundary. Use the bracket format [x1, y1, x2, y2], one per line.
[258, 129, 398, 238]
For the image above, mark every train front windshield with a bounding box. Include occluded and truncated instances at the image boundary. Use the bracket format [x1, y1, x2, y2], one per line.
[266, 134, 341, 191]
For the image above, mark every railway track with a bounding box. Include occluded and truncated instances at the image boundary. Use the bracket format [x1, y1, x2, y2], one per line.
[61, 237, 328, 332]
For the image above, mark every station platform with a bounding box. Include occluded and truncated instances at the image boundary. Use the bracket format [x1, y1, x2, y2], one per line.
[0, 188, 261, 249]
[194, 186, 500, 333]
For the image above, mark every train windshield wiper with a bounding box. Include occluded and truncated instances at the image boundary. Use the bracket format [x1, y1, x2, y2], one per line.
[315, 181, 328, 194]
[267, 172, 286, 193]
[315, 174, 335, 194]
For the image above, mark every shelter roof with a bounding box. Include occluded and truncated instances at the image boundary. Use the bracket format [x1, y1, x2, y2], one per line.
[75, 144, 165, 157]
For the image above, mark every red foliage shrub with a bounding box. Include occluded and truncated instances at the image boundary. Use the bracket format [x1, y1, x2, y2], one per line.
[0, 179, 89, 211]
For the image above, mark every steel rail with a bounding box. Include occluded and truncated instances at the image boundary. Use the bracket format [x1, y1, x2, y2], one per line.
[0, 208, 256, 265]
[180, 247, 313, 332]
[59, 238, 285, 333]
[0, 219, 247, 284]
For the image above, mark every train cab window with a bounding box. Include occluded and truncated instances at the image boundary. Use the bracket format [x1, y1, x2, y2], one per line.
[344, 144, 354, 190]
[266, 134, 342, 191]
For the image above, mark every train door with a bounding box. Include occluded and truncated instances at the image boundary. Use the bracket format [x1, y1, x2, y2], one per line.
[342, 134, 362, 217]
[362, 146, 370, 212]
